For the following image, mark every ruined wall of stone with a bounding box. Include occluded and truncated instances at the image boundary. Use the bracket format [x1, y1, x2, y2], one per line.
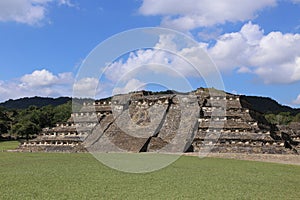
[191, 88, 297, 154]
[19, 88, 300, 154]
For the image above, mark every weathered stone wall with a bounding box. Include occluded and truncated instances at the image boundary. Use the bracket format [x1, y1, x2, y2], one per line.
[19, 88, 300, 154]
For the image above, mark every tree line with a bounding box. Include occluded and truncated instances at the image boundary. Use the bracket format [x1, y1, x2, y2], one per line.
[265, 112, 300, 125]
[0, 101, 74, 140]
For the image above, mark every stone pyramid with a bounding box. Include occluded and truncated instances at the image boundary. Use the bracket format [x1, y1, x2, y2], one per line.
[20, 88, 298, 154]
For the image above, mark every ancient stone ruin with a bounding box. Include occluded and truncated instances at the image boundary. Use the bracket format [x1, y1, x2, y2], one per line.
[19, 88, 300, 154]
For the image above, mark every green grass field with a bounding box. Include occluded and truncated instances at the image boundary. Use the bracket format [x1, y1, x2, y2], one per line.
[0, 143, 300, 199]
[0, 141, 20, 151]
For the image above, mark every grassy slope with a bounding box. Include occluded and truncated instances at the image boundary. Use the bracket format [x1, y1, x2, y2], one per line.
[0, 141, 20, 151]
[0, 153, 300, 199]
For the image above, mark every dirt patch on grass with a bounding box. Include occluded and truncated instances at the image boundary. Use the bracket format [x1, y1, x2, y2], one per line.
[185, 153, 300, 166]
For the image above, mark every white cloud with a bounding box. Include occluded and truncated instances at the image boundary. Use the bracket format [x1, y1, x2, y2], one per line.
[0, 0, 75, 25]
[139, 0, 276, 30]
[73, 77, 99, 98]
[104, 48, 200, 83]
[0, 0, 47, 25]
[113, 79, 145, 95]
[237, 66, 252, 73]
[293, 94, 300, 105]
[20, 69, 73, 87]
[198, 28, 223, 41]
[104, 49, 173, 83]
[57, 0, 75, 7]
[104, 34, 213, 85]
[103, 22, 300, 86]
[291, 0, 300, 4]
[21, 69, 58, 87]
[138, 0, 300, 85]
[208, 22, 300, 84]
[0, 69, 74, 102]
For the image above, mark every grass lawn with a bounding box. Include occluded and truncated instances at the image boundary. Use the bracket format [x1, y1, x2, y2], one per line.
[0, 152, 300, 200]
[0, 141, 20, 151]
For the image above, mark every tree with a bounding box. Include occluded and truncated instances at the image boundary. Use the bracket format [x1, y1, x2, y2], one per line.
[277, 112, 293, 125]
[39, 105, 55, 127]
[0, 108, 11, 137]
[265, 114, 277, 125]
[10, 121, 40, 140]
[2, 101, 73, 139]
[293, 113, 300, 122]
[52, 101, 72, 124]
[0, 120, 9, 137]
[265, 112, 293, 125]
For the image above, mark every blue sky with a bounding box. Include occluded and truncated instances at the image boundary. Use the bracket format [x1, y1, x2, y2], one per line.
[0, 0, 300, 108]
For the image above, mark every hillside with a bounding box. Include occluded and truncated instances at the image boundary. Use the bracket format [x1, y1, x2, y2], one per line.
[0, 97, 71, 110]
[0, 97, 95, 110]
[241, 95, 300, 115]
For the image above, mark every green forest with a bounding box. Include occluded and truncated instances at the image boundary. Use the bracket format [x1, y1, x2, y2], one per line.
[0, 102, 74, 140]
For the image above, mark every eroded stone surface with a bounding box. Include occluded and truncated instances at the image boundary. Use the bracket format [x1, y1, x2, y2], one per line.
[19, 88, 300, 154]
